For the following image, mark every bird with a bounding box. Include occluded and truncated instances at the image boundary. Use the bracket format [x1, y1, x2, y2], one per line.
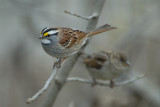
[39, 24, 117, 67]
[83, 50, 130, 87]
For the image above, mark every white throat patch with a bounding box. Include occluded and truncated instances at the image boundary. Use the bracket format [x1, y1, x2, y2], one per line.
[41, 39, 51, 44]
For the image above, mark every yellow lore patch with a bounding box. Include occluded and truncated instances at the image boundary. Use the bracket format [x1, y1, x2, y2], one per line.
[43, 32, 49, 37]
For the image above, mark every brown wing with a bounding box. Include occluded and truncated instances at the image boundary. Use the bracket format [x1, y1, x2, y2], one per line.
[58, 27, 87, 48]
[84, 52, 109, 69]
[84, 58, 103, 69]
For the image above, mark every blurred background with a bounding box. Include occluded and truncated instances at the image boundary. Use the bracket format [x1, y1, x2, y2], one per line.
[0, 0, 160, 107]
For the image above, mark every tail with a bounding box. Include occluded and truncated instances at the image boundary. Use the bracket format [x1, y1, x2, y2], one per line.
[87, 24, 117, 37]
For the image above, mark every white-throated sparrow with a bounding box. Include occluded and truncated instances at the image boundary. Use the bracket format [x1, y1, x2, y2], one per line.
[39, 24, 116, 66]
[83, 50, 130, 87]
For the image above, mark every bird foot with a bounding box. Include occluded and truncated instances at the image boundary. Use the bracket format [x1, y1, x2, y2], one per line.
[53, 58, 67, 69]
[91, 79, 97, 87]
[53, 61, 61, 68]
[110, 80, 115, 88]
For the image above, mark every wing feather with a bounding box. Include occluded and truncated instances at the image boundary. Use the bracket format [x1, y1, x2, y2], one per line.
[58, 28, 87, 48]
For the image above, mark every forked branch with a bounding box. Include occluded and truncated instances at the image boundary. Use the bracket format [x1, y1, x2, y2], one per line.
[26, 64, 58, 104]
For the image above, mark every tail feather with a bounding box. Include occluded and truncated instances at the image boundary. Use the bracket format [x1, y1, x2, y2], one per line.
[87, 24, 117, 37]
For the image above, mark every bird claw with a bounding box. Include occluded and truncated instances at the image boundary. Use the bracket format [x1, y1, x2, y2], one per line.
[53, 61, 61, 68]
[110, 80, 115, 88]
[91, 79, 97, 87]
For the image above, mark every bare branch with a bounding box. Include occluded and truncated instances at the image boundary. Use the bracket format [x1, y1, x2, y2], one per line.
[26, 65, 58, 104]
[67, 73, 147, 87]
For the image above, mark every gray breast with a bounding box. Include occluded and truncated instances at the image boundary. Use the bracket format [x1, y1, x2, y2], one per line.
[41, 36, 86, 58]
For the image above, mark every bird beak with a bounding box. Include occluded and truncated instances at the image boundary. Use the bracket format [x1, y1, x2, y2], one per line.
[39, 34, 43, 39]
[126, 61, 131, 66]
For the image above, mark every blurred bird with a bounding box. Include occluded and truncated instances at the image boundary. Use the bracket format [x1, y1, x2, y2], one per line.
[83, 50, 130, 87]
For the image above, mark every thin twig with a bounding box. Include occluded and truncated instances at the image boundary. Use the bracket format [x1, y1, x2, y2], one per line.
[67, 73, 147, 87]
[64, 10, 90, 20]
[26, 65, 58, 104]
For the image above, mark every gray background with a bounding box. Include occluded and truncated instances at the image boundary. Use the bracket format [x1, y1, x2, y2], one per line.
[0, 0, 160, 107]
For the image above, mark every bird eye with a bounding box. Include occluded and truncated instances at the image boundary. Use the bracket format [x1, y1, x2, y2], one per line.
[120, 57, 125, 62]
[86, 56, 91, 59]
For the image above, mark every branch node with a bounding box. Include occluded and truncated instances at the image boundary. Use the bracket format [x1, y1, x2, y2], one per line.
[26, 62, 58, 104]
[88, 13, 99, 19]
[26, 98, 31, 104]
[54, 78, 62, 87]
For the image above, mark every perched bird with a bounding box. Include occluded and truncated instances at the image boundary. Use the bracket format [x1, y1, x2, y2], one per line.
[39, 24, 116, 67]
[83, 50, 130, 87]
